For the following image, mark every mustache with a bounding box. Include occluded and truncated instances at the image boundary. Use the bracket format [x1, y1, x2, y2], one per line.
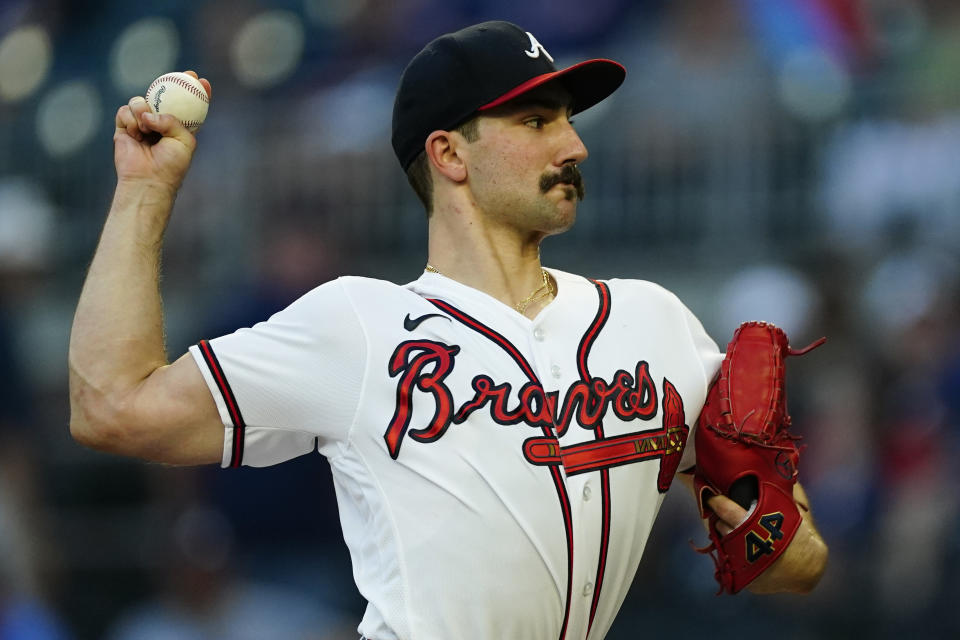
[540, 164, 585, 201]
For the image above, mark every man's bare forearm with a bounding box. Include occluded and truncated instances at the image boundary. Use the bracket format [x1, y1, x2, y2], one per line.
[69, 180, 176, 444]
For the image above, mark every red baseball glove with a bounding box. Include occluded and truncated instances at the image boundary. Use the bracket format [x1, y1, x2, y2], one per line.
[693, 321, 825, 594]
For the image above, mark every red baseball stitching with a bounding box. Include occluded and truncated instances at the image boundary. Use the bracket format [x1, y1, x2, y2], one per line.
[146, 73, 209, 104]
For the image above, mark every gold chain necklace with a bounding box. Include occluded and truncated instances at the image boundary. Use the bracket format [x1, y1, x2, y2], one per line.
[425, 264, 554, 314]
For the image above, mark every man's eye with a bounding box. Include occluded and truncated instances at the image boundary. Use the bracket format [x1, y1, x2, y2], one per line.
[524, 117, 544, 129]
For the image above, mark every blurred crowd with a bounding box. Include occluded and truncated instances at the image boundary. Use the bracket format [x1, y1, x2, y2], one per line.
[1, 0, 960, 638]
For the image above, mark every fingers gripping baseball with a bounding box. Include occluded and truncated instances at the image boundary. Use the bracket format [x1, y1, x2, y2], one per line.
[183, 70, 212, 102]
[113, 71, 210, 191]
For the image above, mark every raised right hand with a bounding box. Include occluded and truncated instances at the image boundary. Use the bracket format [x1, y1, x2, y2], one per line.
[113, 70, 212, 193]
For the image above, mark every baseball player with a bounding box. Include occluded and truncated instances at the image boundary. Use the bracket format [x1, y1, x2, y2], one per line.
[69, 21, 827, 640]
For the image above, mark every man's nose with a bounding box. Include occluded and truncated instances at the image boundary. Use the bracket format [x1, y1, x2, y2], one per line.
[557, 122, 588, 166]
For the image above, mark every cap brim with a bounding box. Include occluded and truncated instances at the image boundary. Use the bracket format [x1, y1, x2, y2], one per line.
[478, 58, 626, 115]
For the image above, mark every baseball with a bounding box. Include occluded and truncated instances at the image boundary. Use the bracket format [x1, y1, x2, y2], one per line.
[144, 72, 209, 132]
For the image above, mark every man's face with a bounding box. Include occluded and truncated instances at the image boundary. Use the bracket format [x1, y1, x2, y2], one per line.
[459, 84, 588, 236]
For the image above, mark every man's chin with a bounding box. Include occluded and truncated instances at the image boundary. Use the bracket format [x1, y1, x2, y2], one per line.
[547, 200, 577, 234]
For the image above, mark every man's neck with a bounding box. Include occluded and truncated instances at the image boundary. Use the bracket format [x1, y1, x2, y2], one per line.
[426, 212, 555, 318]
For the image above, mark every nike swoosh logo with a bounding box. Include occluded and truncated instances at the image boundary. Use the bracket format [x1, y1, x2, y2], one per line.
[404, 312, 451, 331]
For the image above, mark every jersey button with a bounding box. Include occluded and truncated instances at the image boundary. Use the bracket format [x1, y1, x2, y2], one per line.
[550, 364, 561, 378]
[583, 485, 592, 501]
[533, 327, 545, 341]
[583, 582, 594, 597]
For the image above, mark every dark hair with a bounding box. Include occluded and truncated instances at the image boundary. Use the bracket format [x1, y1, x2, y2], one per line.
[405, 117, 480, 215]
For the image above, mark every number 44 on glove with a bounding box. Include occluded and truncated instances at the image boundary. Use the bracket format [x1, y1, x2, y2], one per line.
[693, 321, 825, 594]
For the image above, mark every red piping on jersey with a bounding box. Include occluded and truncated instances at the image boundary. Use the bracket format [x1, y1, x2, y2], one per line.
[427, 298, 575, 640]
[197, 339, 245, 467]
[429, 299, 540, 381]
[581, 280, 612, 635]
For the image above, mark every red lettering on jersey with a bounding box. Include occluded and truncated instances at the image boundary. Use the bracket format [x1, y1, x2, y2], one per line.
[385, 339, 688, 489]
[453, 376, 554, 428]
[384, 340, 460, 459]
[454, 361, 658, 436]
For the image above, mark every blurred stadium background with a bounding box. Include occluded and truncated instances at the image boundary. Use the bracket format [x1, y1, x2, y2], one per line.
[1, 0, 959, 638]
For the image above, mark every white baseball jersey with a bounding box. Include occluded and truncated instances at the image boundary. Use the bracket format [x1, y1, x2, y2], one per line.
[188, 268, 722, 640]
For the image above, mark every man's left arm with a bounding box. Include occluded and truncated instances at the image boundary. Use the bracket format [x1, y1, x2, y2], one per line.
[680, 321, 830, 594]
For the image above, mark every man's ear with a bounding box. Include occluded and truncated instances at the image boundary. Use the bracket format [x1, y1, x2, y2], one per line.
[424, 130, 467, 184]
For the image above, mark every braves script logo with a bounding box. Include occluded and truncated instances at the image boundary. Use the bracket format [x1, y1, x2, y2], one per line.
[384, 339, 687, 491]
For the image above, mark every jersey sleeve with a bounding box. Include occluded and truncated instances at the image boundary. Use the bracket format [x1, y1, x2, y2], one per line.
[677, 302, 723, 473]
[189, 278, 366, 468]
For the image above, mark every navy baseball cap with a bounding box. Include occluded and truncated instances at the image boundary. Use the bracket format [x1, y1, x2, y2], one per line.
[391, 21, 626, 170]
